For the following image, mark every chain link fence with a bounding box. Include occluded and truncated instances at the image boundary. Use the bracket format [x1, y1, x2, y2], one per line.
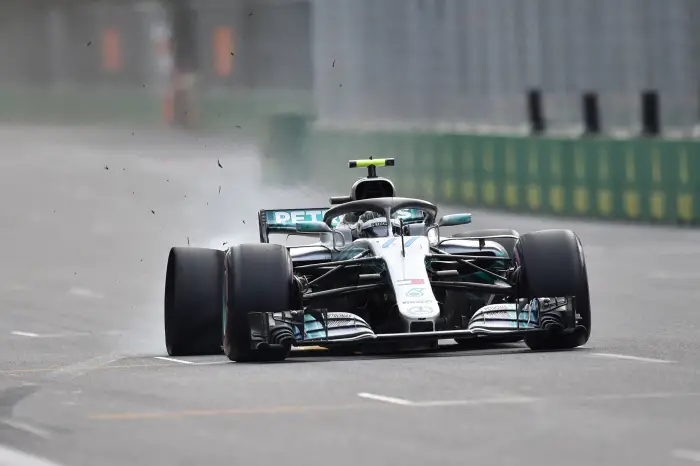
[313, 0, 700, 137]
[1, 0, 698, 137]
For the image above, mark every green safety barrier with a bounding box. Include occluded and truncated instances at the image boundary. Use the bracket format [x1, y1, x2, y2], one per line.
[296, 128, 700, 226]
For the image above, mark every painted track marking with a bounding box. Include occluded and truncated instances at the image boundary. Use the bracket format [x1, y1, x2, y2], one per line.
[91, 392, 700, 422]
[153, 357, 194, 364]
[672, 449, 700, 462]
[411, 392, 700, 408]
[589, 352, 674, 364]
[90, 403, 367, 421]
[153, 357, 230, 366]
[356, 391, 700, 409]
[0, 444, 65, 466]
[0, 363, 173, 375]
[0, 358, 220, 375]
[357, 393, 537, 408]
[10, 331, 40, 338]
[1, 420, 51, 439]
[413, 396, 538, 407]
[357, 392, 414, 406]
[190, 361, 231, 365]
[11, 331, 94, 339]
[67, 287, 104, 299]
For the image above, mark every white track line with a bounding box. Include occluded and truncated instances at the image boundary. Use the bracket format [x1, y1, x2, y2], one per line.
[672, 449, 700, 462]
[412, 393, 700, 408]
[11, 331, 93, 339]
[153, 357, 231, 365]
[582, 392, 700, 402]
[413, 396, 538, 408]
[11, 330, 125, 339]
[357, 393, 537, 408]
[10, 331, 39, 338]
[153, 356, 194, 364]
[589, 353, 674, 364]
[0, 444, 65, 466]
[357, 392, 414, 406]
[191, 361, 231, 366]
[358, 391, 700, 409]
[1, 420, 51, 439]
[67, 287, 104, 299]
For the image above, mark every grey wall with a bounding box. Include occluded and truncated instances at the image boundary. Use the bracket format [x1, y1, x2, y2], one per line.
[312, 0, 700, 136]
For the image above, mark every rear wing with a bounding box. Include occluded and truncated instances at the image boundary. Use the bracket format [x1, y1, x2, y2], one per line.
[258, 208, 339, 243]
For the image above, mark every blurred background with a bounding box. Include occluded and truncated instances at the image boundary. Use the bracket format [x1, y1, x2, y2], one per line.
[1, 0, 698, 224]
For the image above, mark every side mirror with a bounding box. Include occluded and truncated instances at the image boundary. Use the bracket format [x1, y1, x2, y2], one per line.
[426, 225, 440, 246]
[296, 221, 333, 234]
[332, 231, 346, 250]
[438, 213, 472, 227]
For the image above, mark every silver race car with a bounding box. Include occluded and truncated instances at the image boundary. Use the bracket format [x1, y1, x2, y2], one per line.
[164, 158, 591, 362]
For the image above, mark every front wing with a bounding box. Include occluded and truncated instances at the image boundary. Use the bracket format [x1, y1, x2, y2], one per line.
[250, 297, 579, 348]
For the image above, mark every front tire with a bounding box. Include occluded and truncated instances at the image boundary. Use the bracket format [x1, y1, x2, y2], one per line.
[514, 229, 591, 351]
[224, 244, 295, 362]
[164, 247, 224, 356]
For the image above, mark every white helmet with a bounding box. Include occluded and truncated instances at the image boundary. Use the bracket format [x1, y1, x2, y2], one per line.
[357, 212, 401, 238]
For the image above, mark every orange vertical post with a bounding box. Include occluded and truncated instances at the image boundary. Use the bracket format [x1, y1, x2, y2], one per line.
[101, 27, 123, 72]
[213, 27, 234, 77]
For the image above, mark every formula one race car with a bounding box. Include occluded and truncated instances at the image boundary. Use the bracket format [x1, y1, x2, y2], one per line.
[164, 158, 591, 362]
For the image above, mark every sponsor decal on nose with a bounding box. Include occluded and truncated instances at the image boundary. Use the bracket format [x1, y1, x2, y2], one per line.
[397, 279, 424, 286]
[405, 288, 425, 297]
[404, 237, 418, 248]
[407, 306, 434, 316]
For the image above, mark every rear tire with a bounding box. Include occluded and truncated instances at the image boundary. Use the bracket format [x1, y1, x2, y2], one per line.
[164, 247, 224, 356]
[452, 229, 519, 257]
[514, 230, 591, 351]
[224, 244, 295, 362]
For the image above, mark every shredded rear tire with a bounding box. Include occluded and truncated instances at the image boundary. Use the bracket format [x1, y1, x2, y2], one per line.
[164, 247, 224, 356]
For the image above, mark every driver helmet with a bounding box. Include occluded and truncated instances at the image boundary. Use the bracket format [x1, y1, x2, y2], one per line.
[357, 211, 402, 237]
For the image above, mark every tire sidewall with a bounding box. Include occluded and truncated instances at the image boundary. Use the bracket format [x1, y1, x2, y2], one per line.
[515, 230, 591, 349]
[223, 244, 294, 362]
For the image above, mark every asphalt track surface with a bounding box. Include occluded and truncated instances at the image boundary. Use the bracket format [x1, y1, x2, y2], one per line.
[1, 125, 700, 466]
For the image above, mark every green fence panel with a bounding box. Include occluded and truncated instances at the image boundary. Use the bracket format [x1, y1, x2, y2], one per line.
[296, 126, 700, 226]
